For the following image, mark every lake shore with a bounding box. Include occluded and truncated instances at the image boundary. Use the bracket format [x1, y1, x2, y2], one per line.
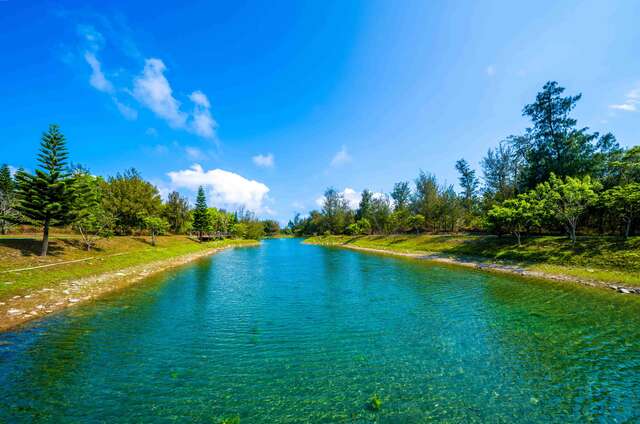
[0, 239, 258, 332]
[305, 235, 640, 295]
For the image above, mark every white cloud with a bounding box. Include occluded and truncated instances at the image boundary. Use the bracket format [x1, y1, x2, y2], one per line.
[330, 145, 351, 167]
[133, 58, 187, 127]
[185, 146, 206, 160]
[114, 99, 138, 120]
[486, 65, 496, 77]
[189, 90, 210, 108]
[314, 188, 386, 210]
[167, 164, 270, 213]
[84, 52, 113, 93]
[252, 153, 275, 168]
[609, 87, 640, 112]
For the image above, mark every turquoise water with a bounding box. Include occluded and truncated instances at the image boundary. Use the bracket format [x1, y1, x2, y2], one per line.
[1, 239, 640, 422]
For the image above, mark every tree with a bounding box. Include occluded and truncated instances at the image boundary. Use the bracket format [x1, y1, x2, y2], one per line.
[408, 214, 425, 234]
[413, 172, 440, 231]
[0, 164, 19, 235]
[163, 191, 191, 234]
[521, 81, 600, 187]
[481, 142, 518, 202]
[391, 181, 411, 211]
[142, 216, 169, 246]
[536, 173, 600, 243]
[15, 125, 79, 256]
[488, 195, 541, 246]
[602, 183, 640, 239]
[71, 172, 114, 251]
[101, 168, 162, 234]
[455, 159, 478, 211]
[321, 188, 352, 234]
[356, 189, 374, 221]
[263, 220, 280, 236]
[192, 186, 211, 240]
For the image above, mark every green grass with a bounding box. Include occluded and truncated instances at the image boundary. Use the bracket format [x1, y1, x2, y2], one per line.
[0, 234, 257, 300]
[305, 234, 640, 286]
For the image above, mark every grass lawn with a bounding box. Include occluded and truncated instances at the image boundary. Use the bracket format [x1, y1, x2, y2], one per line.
[0, 234, 257, 300]
[305, 234, 640, 286]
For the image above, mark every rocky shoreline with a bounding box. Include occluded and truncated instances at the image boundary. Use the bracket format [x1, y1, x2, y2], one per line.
[0, 243, 257, 332]
[313, 243, 640, 295]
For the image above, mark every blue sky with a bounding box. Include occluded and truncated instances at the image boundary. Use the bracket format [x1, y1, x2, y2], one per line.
[1, 0, 639, 223]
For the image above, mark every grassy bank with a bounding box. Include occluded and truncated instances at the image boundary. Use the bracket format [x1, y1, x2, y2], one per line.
[0, 235, 257, 301]
[305, 234, 640, 287]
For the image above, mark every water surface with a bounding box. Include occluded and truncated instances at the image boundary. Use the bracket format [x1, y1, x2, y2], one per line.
[1, 239, 639, 422]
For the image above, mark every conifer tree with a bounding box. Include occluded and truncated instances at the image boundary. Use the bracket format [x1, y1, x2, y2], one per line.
[191, 186, 210, 240]
[15, 125, 78, 256]
[0, 164, 18, 234]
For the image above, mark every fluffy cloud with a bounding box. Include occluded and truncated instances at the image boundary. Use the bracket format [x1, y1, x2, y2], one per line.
[252, 153, 275, 168]
[133, 59, 187, 127]
[609, 87, 640, 112]
[167, 164, 270, 213]
[75, 25, 217, 139]
[330, 145, 351, 167]
[132, 59, 217, 138]
[84, 52, 113, 93]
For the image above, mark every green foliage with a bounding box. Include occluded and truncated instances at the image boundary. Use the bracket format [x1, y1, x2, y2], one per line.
[391, 181, 411, 211]
[101, 168, 162, 235]
[347, 218, 371, 235]
[536, 174, 600, 243]
[163, 191, 191, 234]
[262, 219, 280, 236]
[321, 188, 353, 234]
[142, 216, 170, 246]
[71, 172, 114, 250]
[192, 186, 211, 239]
[602, 183, 640, 239]
[15, 125, 80, 255]
[0, 164, 19, 235]
[219, 416, 240, 424]
[455, 158, 478, 211]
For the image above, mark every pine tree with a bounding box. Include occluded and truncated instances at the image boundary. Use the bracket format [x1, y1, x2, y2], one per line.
[0, 164, 18, 234]
[191, 186, 210, 240]
[15, 125, 79, 256]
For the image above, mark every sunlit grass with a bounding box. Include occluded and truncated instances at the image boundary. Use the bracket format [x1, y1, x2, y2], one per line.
[305, 234, 640, 286]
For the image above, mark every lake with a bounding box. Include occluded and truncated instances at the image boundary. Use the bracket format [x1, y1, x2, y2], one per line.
[1, 238, 639, 422]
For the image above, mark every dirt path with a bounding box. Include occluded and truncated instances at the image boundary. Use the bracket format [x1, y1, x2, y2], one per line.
[327, 244, 640, 295]
[0, 244, 254, 332]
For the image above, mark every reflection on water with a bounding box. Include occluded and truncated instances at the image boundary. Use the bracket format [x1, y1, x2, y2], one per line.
[1, 238, 639, 422]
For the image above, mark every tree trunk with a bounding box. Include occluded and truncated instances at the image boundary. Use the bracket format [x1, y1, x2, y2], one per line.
[151, 231, 156, 246]
[514, 231, 521, 247]
[624, 218, 631, 240]
[569, 225, 576, 244]
[41, 218, 50, 256]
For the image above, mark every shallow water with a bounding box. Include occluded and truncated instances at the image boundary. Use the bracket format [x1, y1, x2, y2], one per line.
[1, 238, 639, 422]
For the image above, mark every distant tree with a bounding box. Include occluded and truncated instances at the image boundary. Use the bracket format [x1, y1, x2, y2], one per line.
[263, 219, 280, 236]
[101, 168, 162, 234]
[231, 222, 247, 238]
[163, 191, 191, 234]
[192, 186, 211, 240]
[71, 172, 114, 251]
[15, 125, 80, 256]
[391, 181, 411, 211]
[347, 218, 371, 235]
[520, 81, 603, 187]
[408, 214, 425, 234]
[413, 172, 440, 231]
[439, 185, 463, 232]
[602, 183, 640, 239]
[0, 164, 19, 235]
[455, 159, 479, 211]
[481, 142, 518, 202]
[488, 195, 541, 246]
[322, 188, 352, 234]
[537, 173, 600, 243]
[356, 189, 374, 221]
[142, 216, 169, 246]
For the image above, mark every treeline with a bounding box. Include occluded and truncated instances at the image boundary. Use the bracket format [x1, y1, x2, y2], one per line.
[286, 81, 640, 243]
[0, 125, 280, 256]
